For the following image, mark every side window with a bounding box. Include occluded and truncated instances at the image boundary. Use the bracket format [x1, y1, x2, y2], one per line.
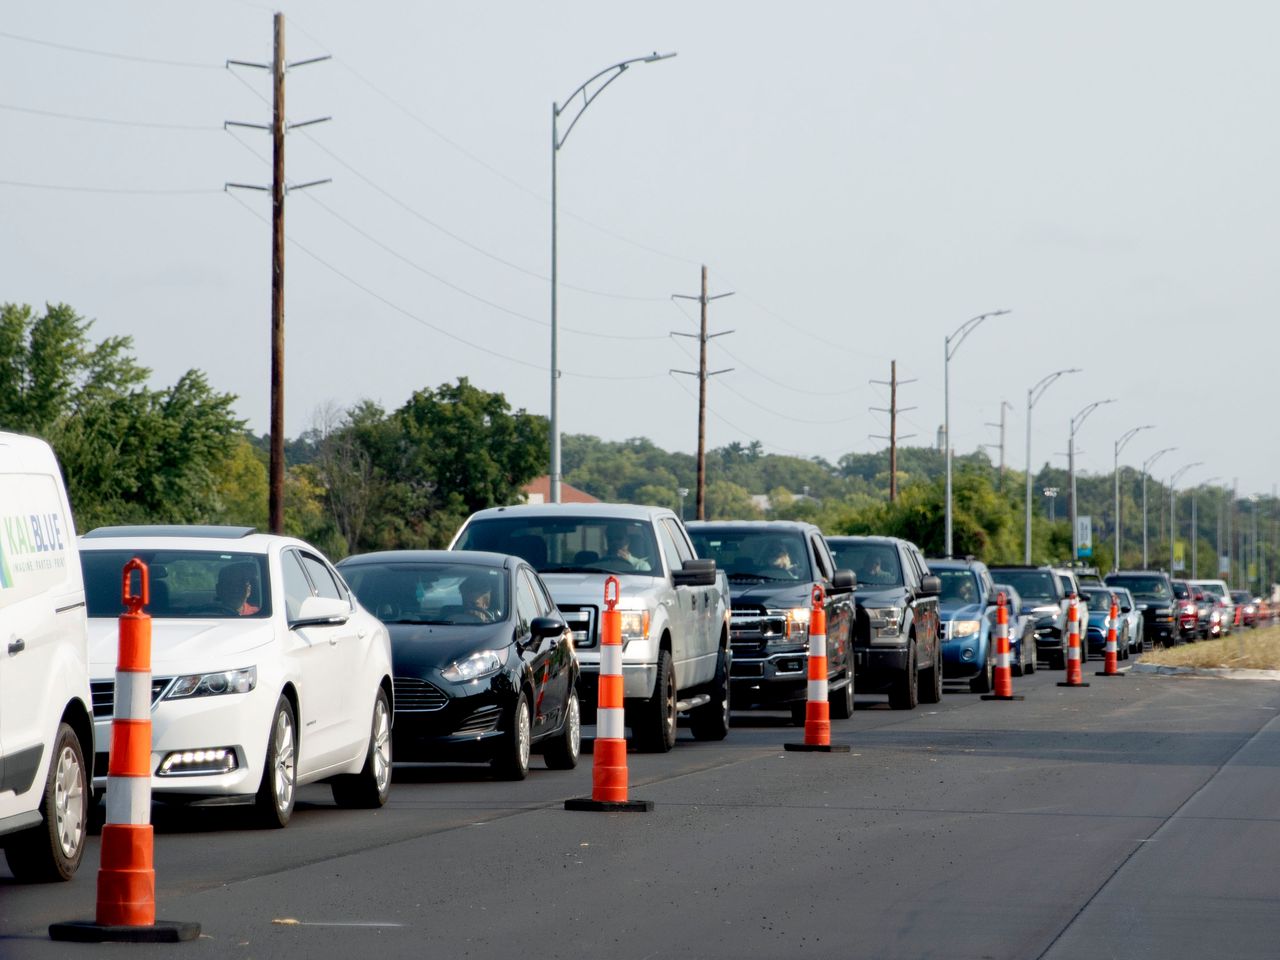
[301, 553, 345, 603]
[281, 551, 313, 621]
[530, 570, 559, 616]
[903, 548, 923, 591]
[515, 571, 540, 635]
[661, 519, 695, 563]
[654, 521, 685, 573]
[810, 536, 834, 581]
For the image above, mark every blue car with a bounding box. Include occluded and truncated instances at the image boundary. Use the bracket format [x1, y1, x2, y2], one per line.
[1081, 588, 1131, 661]
[991, 582, 1038, 677]
[927, 558, 998, 693]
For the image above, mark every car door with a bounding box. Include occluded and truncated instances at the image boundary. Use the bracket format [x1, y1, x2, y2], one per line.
[516, 567, 565, 738]
[656, 517, 713, 688]
[906, 546, 939, 662]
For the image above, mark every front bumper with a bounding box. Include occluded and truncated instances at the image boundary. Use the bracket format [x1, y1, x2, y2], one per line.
[941, 637, 984, 679]
[729, 644, 813, 708]
[853, 643, 910, 692]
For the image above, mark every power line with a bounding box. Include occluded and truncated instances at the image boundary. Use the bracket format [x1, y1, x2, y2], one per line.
[0, 28, 219, 69]
[0, 101, 216, 131]
[0, 179, 218, 195]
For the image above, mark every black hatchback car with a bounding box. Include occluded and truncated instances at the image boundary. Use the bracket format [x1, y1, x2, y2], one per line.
[337, 550, 580, 780]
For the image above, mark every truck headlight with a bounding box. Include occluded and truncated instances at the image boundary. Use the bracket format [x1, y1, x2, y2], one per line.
[785, 607, 810, 640]
[619, 611, 650, 643]
[165, 666, 256, 699]
[867, 606, 902, 640]
[950, 620, 980, 639]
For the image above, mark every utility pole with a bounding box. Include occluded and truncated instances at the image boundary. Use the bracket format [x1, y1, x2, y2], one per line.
[226, 13, 330, 534]
[672, 266, 733, 520]
[983, 401, 1012, 491]
[870, 360, 916, 502]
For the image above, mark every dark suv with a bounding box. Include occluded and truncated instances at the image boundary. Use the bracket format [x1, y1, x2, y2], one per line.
[826, 536, 942, 709]
[987, 565, 1072, 669]
[1105, 570, 1178, 647]
[687, 521, 856, 724]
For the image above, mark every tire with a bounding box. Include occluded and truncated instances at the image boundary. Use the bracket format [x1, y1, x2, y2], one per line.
[629, 649, 677, 753]
[969, 650, 993, 694]
[331, 688, 392, 809]
[690, 647, 731, 741]
[888, 641, 918, 710]
[255, 696, 297, 829]
[919, 642, 943, 704]
[2, 723, 88, 882]
[543, 689, 582, 769]
[492, 692, 532, 780]
[829, 666, 855, 720]
[1024, 636, 1037, 675]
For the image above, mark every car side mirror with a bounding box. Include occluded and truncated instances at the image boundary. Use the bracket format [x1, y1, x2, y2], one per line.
[1078, 591, 1092, 603]
[529, 616, 566, 640]
[291, 595, 351, 628]
[673, 558, 717, 587]
[919, 575, 941, 597]
[830, 569, 856, 593]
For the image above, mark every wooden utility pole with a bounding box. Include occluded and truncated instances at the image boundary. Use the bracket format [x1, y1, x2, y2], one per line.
[672, 266, 733, 519]
[984, 400, 1012, 491]
[226, 16, 330, 534]
[870, 360, 916, 502]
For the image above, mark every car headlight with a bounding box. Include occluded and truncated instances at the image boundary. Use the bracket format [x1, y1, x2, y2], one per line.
[867, 606, 902, 640]
[785, 607, 810, 640]
[619, 610, 651, 644]
[165, 666, 257, 700]
[950, 620, 980, 638]
[442, 649, 504, 683]
[1154, 607, 1173, 617]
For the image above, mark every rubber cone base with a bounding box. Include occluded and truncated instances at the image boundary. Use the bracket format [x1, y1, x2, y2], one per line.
[980, 694, 1025, 701]
[1095, 671, 1125, 677]
[49, 920, 200, 943]
[564, 797, 654, 812]
[1056, 681, 1091, 687]
[784, 742, 851, 753]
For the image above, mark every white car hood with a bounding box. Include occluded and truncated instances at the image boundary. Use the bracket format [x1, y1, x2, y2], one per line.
[88, 617, 275, 679]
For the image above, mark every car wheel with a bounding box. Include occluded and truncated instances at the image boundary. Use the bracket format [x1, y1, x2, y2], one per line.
[919, 643, 943, 704]
[630, 649, 677, 753]
[493, 692, 532, 780]
[543, 689, 582, 769]
[2, 723, 88, 882]
[829, 665, 855, 720]
[691, 647, 732, 740]
[255, 696, 297, 829]
[888, 641, 918, 710]
[969, 651, 993, 694]
[331, 688, 392, 809]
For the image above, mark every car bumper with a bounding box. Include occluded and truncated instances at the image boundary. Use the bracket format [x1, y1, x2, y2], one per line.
[577, 661, 659, 707]
[729, 647, 821, 708]
[941, 639, 984, 679]
[853, 644, 909, 691]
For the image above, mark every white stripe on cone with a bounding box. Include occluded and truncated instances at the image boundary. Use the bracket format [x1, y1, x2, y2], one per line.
[112, 671, 152, 721]
[597, 709, 625, 740]
[105, 778, 151, 825]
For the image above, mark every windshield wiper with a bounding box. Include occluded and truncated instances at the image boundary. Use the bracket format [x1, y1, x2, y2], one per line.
[387, 618, 454, 625]
[540, 565, 604, 575]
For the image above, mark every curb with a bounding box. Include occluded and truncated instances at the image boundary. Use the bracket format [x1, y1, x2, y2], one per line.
[1129, 662, 1280, 681]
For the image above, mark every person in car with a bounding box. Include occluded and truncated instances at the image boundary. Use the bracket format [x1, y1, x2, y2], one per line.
[215, 563, 260, 616]
[763, 540, 799, 578]
[605, 526, 651, 571]
[457, 576, 496, 623]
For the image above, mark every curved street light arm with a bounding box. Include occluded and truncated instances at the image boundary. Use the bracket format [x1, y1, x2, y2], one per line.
[1171, 461, 1204, 488]
[1116, 424, 1155, 457]
[1070, 398, 1116, 436]
[1029, 367, 1081, 408]
[946, 309, 1010, 361]
[555, 52, 676, 149]
[1142, 446, 1177, 473]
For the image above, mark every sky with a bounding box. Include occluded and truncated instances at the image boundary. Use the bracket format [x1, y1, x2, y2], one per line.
[2, 1, 1277, 498]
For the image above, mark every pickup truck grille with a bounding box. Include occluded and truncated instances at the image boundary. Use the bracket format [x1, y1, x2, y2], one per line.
[729, 605, 786, 658]
[559, 605, 597, 649]
[90, 677, 173, 719]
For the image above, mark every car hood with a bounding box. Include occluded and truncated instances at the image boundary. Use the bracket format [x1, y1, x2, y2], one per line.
[728, 581, 817, 609]
[939, 602, 984, 622]
[539, 571, 666, 606]
[853, 587, 908, 607]
[387, 622, 512, 673]
[88, 618, 276, 678]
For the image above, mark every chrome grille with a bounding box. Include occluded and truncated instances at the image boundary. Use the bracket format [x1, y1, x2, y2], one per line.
[90, 677, 173, 719]
[558, 605, 597, 649]
[729, 606, 785, 658]
[392, 676, 448, 712]
[455, 705, 502, 735]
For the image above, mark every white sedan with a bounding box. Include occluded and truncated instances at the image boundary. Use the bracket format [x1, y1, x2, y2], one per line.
[79, 526, 393, 827]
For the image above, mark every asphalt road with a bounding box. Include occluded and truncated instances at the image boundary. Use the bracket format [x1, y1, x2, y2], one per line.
[4, 664, 1279, 959]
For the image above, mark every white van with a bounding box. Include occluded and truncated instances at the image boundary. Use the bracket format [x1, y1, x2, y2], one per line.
[0, 431, 93, 881]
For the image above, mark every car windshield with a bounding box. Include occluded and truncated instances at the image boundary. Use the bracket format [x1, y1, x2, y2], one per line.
[341, 561, 508, 625]
[454, 516, 663, 577]
[827, 541, 903, 586]
[1231, 591, 1251, 604]
[1084, 590, 1119, 612]
[1172, 582, 1190, 599]
[1197, 582, 1225, 599]
[1057, 574, 1075, 595]
[688, 530, 812, 581]
[1106, 576, 1171, 601]
[81, 549, 272, 619]
[990, 570, 1059, 603]
[936, 569, 980, 605]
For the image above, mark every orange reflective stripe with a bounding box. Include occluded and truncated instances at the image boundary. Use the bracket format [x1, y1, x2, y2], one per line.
[108, 720, 152, 777]
[810, 607, 826, 636]
[598, 674, 624, 709]
[117, 614, 151, 672]
[600, 609, 621, 646]
[807, 656, 827, 681]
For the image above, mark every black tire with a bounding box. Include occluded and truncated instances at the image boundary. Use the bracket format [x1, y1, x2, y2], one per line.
[919, 642, 943, 704]
[629, 649, 677, 753]
[331, 688, 392, 809]
[492, 692, 532, 780]
[543, 689, 581, 769]
[969, 649, 993, 694]
[1024, 636, 1037, 675]
[690, 648, 731, 741]
[255, 696, 297, 829]
[829, 665, 855, 720]
[888, 641, 918, 710]
[3, 723, 88, 882]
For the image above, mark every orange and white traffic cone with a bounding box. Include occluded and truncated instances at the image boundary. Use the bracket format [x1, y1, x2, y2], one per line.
[982, 592, 1024, 701]
[785, 585, 851, 753]
[51, 560, 200, 943]
[565, 576, 653, 812]
[1056, 597, 1090, 688]
[1096, 593, 1125, 678]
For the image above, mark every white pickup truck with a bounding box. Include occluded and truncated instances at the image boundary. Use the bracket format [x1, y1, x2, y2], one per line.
[450, 503, 731, 752]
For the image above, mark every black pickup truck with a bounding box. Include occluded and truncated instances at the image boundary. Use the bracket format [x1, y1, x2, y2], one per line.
[687, 521, 856, 725]
[827, 536, 942, 709]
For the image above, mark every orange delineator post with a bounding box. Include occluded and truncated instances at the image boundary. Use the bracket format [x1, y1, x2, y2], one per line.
[565, 576, 653, 812]
[1056, 596, 1090, 688]
[50, 560, 199, 943]
[1096, 594, 1125, 678]
[982, 591, 1024, 701]
[785, 585, 850, 754]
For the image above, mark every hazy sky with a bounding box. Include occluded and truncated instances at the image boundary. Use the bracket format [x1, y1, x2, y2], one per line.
[3, 1, 1277, 497]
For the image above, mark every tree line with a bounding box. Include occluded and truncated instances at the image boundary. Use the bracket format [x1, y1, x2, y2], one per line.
[3, 302, 1273, 589]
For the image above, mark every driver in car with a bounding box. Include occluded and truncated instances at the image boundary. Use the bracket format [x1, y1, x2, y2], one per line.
[215, 563, 260, 616]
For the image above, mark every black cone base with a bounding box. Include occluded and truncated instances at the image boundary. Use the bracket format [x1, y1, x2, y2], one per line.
[50, 920, 201, 943]
[564, 797, 653, 812]
[784, 742, 851, 753]
[980, 694, 1025, 701]
[1056, 681, 1091, 687]
[1095, 671, 1126, 677]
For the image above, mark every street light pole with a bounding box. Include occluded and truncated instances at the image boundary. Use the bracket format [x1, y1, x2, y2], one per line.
[1169, 462, 1203, 575]
[549, 51, 676, 504]
[1068, 399, 1116, 561]
[1024, 368, 1080, 563]
[1141, 446, 1176, 568]
[943, 309, 1008, 557]
[1195, 476, 1221, 579]
[1113, 425, 1154, 571]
